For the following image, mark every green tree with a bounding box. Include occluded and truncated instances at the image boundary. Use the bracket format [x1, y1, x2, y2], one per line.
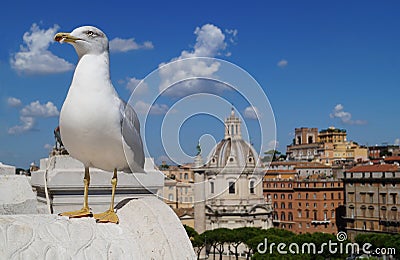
[183, 224, 198, 240]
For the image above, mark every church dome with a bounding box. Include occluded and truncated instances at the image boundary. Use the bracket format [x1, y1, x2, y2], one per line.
[206, 109, 263, 171]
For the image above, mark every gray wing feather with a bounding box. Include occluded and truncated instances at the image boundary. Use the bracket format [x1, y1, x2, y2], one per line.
[120, 99, 145, 172]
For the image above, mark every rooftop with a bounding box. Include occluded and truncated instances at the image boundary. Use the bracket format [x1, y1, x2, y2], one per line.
[347, 164, 399, 173]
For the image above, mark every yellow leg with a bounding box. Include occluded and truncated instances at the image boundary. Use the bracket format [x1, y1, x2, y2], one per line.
[59, 167, 92, 218]
[93, 169, 119, 224]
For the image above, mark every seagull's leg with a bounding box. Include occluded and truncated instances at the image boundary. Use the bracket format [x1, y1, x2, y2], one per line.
[93, 168, 119, 224]
[59, 167, 92, 218]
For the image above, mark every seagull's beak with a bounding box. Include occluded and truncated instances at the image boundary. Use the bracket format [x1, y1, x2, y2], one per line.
[54, 32, 80, 43]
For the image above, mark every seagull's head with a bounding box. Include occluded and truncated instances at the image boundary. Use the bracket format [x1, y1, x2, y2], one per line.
[54, 26, 109, 58]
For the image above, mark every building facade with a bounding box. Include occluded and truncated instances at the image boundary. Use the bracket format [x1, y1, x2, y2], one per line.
[161, 164, 194, 209]
[194, 109, 273, 234]
[343, 164, 400, 240]
[287, 127, 368, 165]
[264, 163, 344, 235]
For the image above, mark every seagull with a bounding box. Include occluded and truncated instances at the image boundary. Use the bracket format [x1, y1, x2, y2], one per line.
[54, 25, 145, 224]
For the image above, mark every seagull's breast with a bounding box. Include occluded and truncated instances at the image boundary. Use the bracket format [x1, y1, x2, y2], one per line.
[60, 54, 128, 171]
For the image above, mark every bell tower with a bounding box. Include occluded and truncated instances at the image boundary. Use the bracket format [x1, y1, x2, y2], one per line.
[224, 108, 242, 140]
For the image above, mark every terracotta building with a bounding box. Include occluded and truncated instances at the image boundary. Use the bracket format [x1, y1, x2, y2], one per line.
[343, 164, 400, 240]
[264, 165, 344, 234]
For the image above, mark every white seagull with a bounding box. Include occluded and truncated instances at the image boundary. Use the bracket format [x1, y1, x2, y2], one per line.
[54, 26, 145, 224]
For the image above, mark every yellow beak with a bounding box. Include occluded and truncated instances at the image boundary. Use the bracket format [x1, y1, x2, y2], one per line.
[54, 32, 80, 43]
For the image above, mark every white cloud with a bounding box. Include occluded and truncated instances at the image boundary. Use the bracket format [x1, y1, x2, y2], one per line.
[7, 97, 22, 107]
[277, 59, 288, 68]
[133, 100, 174, 115]
[10, 23, 74, 75]
[20, 101, 59, 117]
[244, 106, 261, 120]
[330, 104, 367, 125]
[225, 29, 238, 44]
[126, 77, 149, 95]
[44, 143, 53, 150]
[109, 37, 154, 53]
[8, 116, 36, 134]
[158, 24, 235, 97]
[8, 100, 60, 134]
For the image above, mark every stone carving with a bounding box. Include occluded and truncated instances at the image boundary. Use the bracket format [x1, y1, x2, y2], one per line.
[0, 175, 37, 215]
[0, 197, 195, 259]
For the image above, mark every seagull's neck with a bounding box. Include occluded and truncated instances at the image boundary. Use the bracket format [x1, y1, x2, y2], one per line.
[72, 52, 111, 91]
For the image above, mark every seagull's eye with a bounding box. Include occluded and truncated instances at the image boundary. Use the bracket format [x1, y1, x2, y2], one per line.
[87, 31, 95, 37]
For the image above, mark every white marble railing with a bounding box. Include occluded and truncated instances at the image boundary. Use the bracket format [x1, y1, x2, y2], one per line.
[0, 197, 195, 259]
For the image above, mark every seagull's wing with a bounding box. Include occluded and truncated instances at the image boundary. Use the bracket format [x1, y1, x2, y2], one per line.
[120, 99, 145, 172]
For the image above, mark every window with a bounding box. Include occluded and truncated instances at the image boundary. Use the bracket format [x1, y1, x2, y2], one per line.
[331, 211, 335, 218]
[338, 193, 341, 200]
[229, 181, 235, 194]
[350, 208, 355, 218]
[313, 211, 317, 220]
[331, 193, 334, 200]
[298, 210, 302, 218]
[274, 202, 278, 209]
[298, 193, 301, 199]
[392, 193, 397, 204]
[288, 212, 293, 221]
[369, 193, 374, 203]
[288, 194, 293, 200]
[306, 193, 309, 199]
[391, 207, 397, 220]
[184, 173, 188, 180]
[323, 193, 327, 200]
[306, 211, 310, 218]
[281, 202, 285, 209]
[381, 193, 387, 204]
[168, 194, 174, 201]
[250, 181, 255, 194]
[210, 182, 214, 194]
[281, 194, 285, 199]
[313, 193, 317, 199]
[274, 194, 278, 199]
[361, 206, 366, 217]
[281, 212, 285, 221]
[360, 193, 366, 203]
[288, 202, 292, 209]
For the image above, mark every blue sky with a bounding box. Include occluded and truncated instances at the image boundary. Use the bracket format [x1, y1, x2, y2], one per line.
[0, 0, 399, 168]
